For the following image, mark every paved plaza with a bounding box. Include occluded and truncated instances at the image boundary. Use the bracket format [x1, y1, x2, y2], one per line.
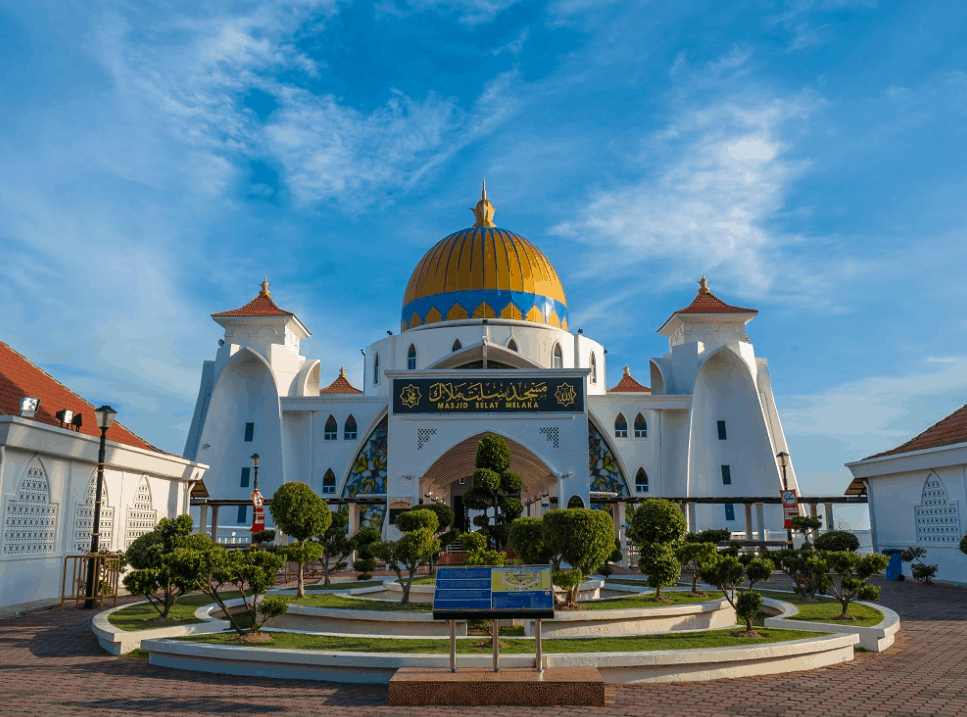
[1, 576, 965, 717]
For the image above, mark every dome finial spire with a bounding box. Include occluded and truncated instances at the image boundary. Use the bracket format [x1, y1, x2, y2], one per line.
[471, 180, 497, 228]
[259, 276, 271, 297]
[698, 275, 710, 295]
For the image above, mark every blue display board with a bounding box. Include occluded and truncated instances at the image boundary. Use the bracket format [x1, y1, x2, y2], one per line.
[432, 566, 555, 620]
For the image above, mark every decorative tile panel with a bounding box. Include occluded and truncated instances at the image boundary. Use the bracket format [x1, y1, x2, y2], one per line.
[589, 420, 630, 497]
[73, 472, 115, 553]
[540, 426, 560, 449]
[2, 462, 58, 556]
[417, 428, 436, 450]
[915, 474, 961, 544]
[124, 478, 157, 548]
[342, 416, 388, 498]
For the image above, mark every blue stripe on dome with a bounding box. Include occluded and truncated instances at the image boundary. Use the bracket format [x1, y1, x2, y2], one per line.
[402, 289, 568, 327]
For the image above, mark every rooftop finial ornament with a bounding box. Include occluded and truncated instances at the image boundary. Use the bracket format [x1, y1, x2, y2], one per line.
[698, 275, 710, 295]
[259, 276, 271, 297]
[471, 180, 497, 228]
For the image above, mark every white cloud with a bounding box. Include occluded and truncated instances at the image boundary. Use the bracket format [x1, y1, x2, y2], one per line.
[728, 138, 776, 161]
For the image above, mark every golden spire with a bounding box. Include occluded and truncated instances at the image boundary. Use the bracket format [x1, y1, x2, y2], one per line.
[471, 180, 497, 228]
[623, 365, 631, 376]
[259, 276, 271, 297]
[339, 366, 346, 377]
[698, 275, 710, 295]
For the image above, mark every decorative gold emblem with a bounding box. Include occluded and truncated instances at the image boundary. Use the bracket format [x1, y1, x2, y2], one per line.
[554, 382, 577, 407]
[399, 384, 422, 409]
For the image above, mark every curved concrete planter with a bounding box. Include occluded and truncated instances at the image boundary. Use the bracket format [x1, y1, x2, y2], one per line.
[524, 597, 735, 638]
[264, 605, 468, 636]
[142, 631, 858, 684]
[384, 578, 605, 602]
[93, 601, 229, 656]
[762, 598, 899, 652]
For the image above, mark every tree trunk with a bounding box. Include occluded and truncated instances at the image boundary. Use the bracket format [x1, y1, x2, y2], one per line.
[400, 580, 410, 606]
[322, 556, 331, 588]
[691, 571, 700, 593]
[297, 560, 306, 599]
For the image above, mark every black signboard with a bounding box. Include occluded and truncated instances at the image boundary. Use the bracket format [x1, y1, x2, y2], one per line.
[432, 566, 555, 620]
[393, 377, 584, 414]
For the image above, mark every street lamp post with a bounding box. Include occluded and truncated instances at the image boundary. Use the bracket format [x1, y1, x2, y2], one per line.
[251, 453, 261, 492]
[776, 451, 793, 549]
[84, 404, 117, 609]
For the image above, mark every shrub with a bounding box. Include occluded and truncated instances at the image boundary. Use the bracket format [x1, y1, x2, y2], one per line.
[507, 517, 553, 565]
[251, 529, 276, 546]
[814, 531, 860, 552]
[809, 551, 889, 618]
[688, 529, 732, 545]
[901, 546, 938, 584]
[374, 509, 440, 605]
[627, 499, 687, 546]
[461, 435, 523, 548]
[351, 526, 381, 580]
[675, 540, 718, 594]
[698, 553, 767, 637]
[316, 511, 352, 588]
[960, 532, 967, 557]
[542, 508, 616, 606]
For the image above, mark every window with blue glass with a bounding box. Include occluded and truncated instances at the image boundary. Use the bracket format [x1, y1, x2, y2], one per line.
[407, 344, 416, 370]
[324, 415, 337, 441]
[344, 415, 357, 441]
[717, 420, 727, 440]
[635, 468, 649, 493]
[724, 503, 735, 521]
[237, 505, 248, 523]
[373, 353, 380, 384]
[452, 339, 462, 352]
[244, 422, 254, 442]
[240, 467, 250, 487]
[323, 469, 336, 495]
[634, 413, 647, 438]
[721, 465, 732, 485]
[614, 413, 628, 438]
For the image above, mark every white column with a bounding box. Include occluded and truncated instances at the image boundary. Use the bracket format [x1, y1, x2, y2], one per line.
[614, 501, 626, 543]
[687, 503, 697, 534]
[744, 503, 754, 541]
[755, 503, 765, 542]
[209, 505, 220, 543]
[198, 503, 208, 536]
[823, 502, 835, 531]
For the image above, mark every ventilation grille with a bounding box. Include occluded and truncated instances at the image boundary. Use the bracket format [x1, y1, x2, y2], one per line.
[417, 428, 437, 450]
[540, 426, 560, 449]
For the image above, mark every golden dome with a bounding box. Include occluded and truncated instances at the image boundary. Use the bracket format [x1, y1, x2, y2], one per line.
[401, 186, 568, 331]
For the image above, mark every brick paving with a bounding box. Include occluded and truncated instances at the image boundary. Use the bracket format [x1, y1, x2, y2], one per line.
[1, 575, 965, 717]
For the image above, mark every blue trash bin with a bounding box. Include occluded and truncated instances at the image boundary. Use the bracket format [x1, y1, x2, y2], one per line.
[883, 549, 903, 581]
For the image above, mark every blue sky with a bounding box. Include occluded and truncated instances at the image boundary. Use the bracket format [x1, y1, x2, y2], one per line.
[3, 0, 966, 527]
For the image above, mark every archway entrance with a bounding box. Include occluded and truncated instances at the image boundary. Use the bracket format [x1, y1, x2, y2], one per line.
[420, 433, 558, 532]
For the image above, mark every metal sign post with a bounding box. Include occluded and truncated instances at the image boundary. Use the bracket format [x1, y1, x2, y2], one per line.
[449, 619, 457, 672]
[535, 618, 543, 672]
[492, 619, 500, 672]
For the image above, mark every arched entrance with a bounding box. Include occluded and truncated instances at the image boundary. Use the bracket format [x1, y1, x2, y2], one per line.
[420, 433, 557, 532]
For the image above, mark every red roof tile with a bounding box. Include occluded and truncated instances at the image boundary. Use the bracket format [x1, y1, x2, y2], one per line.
[0, 341, 161, 452]
[211, 294, 294, 318]
[675, 291, 757, 315]
[321, 367, 362, 394]
[865, 402, 967, 459]
[609, 366, 651, 393]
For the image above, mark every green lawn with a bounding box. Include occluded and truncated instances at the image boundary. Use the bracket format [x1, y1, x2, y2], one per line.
[753, 590, 885, 627]
[297, 593, 432, 612]
[602, 578, 651, 588]
[108, 592, 243, 632]
[179, 627, 825, 654]
[584, 591, 715, 610]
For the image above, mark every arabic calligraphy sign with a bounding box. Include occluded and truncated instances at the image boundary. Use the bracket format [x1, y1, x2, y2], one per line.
[393, 377, 585, 414]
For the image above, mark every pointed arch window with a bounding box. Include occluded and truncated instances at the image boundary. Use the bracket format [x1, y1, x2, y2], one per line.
[344, 415, 357, 441]
[552, 343, 563, 369]
[614, 413, 628, 438]
[323, 469, 337, 495]
[373, 353, 380, 384]
[590, 352, 597, 383]
[407, 344, 416, 370]
[452, 339, 462, 352]
[507, 338, 518, 352]
[324, 415, 337, 441]
[635, 468, 649, 493]
[634, 413, 647, 438]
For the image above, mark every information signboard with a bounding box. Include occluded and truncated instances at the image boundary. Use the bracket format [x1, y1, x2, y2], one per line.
[432, 566, 555, 620]
[782, 490, 799, 529]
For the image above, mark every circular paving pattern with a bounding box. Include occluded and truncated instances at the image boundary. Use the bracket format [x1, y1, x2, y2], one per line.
[1, 573, 965, 717]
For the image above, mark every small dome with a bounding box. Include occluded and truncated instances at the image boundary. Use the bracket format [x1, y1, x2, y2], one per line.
[401, 186, 568, 331]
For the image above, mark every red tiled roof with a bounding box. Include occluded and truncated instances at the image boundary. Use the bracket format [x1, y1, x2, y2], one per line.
[321, 367, 362, 394]
[211, 294, 294, 318]
[675, 291, 757, 315]
[865, 403, 967, 460]
[0, 341, 160, 452]
[609, 366, 651, 393]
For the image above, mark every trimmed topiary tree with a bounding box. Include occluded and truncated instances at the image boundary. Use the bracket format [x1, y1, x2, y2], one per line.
[628, 499, 688, 546]
[421, 502, 456, 576]
[508, 517, 554, 566]
[638, 542, 681, 600]
[771, 548, 812, 597]
[167, 545, 287, 638]
[597, 537, 623, 578]
[375, 509, 441, 605]
[316, 510, 353, 588]
[735, 591, 763, 635]
[542, 508, 616, 607]
[269, 482, 332, 598]
[122, 515, 212, 619]
[901, 546, 938, 584]
[808, 550, 889, 619]
[814, 530, 860, 552]
[675, 540, 718, 595]
[460, 531, 506, 567]
[462, 435, 523, 548]
[698, 553, 770, 637]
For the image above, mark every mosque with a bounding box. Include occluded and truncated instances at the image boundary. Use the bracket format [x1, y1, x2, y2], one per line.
[183, 186, 801, 540]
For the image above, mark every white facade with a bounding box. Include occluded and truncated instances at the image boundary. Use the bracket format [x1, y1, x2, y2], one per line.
[847, 443, 967, 584]
[0, 416, 206, 610]
[185, 280, 800, 540]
